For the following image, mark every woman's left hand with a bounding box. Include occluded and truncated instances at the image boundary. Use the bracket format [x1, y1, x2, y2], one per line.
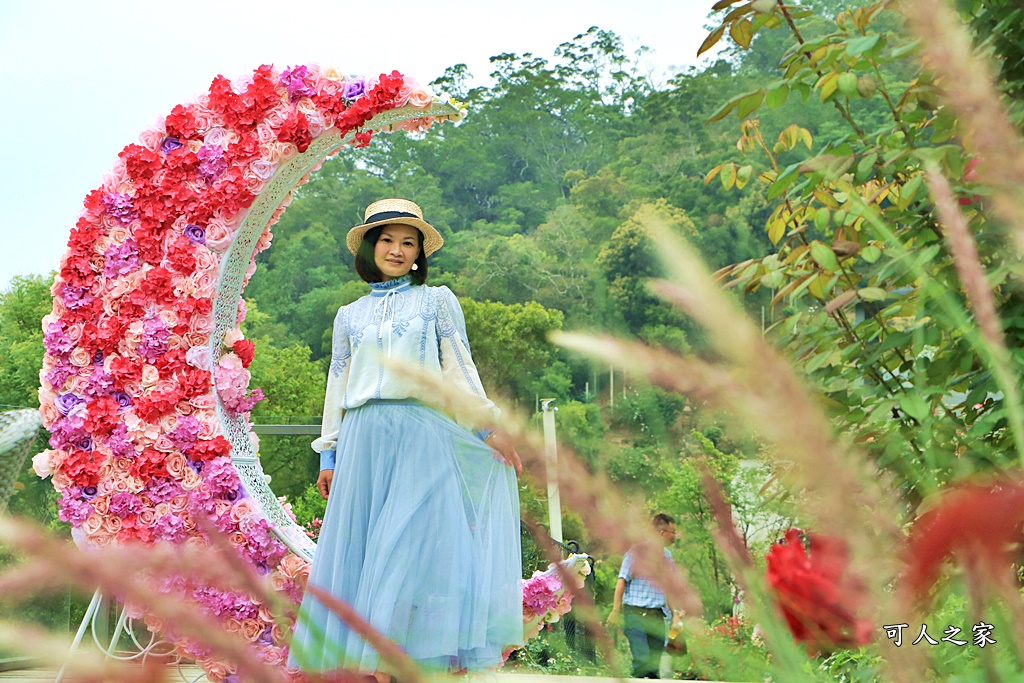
[486, 429, 522, 474]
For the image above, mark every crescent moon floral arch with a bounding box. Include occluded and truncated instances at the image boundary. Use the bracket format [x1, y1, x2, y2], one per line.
[32, 63, 590, 681]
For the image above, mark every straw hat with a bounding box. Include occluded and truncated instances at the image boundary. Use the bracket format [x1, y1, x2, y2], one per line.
[346, 198, 444, 256]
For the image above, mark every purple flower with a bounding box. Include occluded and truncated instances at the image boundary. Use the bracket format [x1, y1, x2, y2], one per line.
[101, 192, 138, 225]
[147, 478, 184, 504]
[111, 391, 132, 409]
[161, 136, 183, 154]
[280, 65, 316, 102]
[105, 423, 135, 458]
[45, 358, 77, 392]
[343, 77, 366, 100]
[154, 513, 188, 543]
[43, 322, 74, 355]
[92, 350, 104, 365]
[81, 486, 98, 500]
[257, 629, 274, 646]
[196, 144, 227, 183]
[58, 491, 91, 526]
[55, 393, 83, 416]
[60, 284, 96, 310]
[169, 414, 200, 450]
[83, 368, 114, 399]
[184, 224, 206, 245]
[139, 316, 170, 363]
[109, 492, 143, 517]
[74, 435, 93, 451]
[103, 239, 140, 279]
[202, 457, 241, 496]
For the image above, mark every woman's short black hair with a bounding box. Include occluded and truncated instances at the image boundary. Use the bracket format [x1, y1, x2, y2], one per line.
[354, 224, 428, 285]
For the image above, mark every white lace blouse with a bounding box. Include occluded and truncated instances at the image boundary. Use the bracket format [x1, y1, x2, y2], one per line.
[312, 275, 498, 469]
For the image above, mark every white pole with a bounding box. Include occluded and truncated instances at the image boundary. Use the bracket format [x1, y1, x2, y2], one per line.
[609, 367, 615, 408]
[540, 399, 562, 543]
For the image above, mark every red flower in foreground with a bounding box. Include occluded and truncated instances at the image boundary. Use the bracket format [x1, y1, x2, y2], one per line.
[232, 339, 255, 368]
[766, 528, 871, 650]
[903, 477, 1024, 603]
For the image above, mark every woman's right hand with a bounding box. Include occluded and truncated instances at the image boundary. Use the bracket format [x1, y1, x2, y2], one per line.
[316, 469, 334, 499]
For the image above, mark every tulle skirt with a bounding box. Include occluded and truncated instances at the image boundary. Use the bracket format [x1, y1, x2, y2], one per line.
[288, 400, 523, 673]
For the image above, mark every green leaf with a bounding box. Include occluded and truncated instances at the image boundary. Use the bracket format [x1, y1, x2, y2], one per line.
[766, 84, 789, 109]
[845, 34, 881, 57]
[730, 18, 754, 49]
[767, 165, 800, 200]
[861, 245, 882, 263]
[900, 394, 928, 422]
[810, 241, 839, 271]
[857, 287, 888, 301]
[737, 90, 766, 118]
[698, 25, 726, 57]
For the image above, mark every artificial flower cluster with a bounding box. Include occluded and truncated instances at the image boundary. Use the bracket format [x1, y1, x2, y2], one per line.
[35, 63, 439, 682]
[518, 554, 592, 645]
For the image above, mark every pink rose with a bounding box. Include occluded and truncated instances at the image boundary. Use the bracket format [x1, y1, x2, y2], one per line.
[52, 471, 71, 490]
[138, 126, 166, 153]
[182, 332, 209, 349]
[230, 498, 259, 523]
[212, 499, 232, 518]
[408, 88, 433, 108]
[141, 365, 160, 388]
[185, 345, 212, 370]
[169, 494, 189, 514]
[97, 479, 116, 496]
[255, 122, 277, 145]
[243, 170, 267, 195]
[154, 436, 176, 453]
[39, 401, 60, 428]
[174, 400, 195, 416]
[185, 535, 209, 552]
[181, 468, 202, 491]
[259, 646, 284, 665]
[278, 553, 309, 580]
[69, 347, 91, 368]
[201, 660, 231, 683]
[154, 502, 170, 517]
[270, 571, 290, 592]
[108, 225, 130, 245]
[190, 394, 217, 410]
[157, 308, 179, 328]
[82, 513, 104, 535]
[137, 508, 157, 527]
[240, 619, 263, 642]
[122, 381, 143, 400]
[228, 531, 247, 547]
[224, 329, 244, 347]
[191, 313, 214, 335]
[165, 452, 188, 479]
[104, 516, 123, 534]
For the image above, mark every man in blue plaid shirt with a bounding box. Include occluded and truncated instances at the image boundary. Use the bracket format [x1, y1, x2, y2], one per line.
[607, 513, 678, 678]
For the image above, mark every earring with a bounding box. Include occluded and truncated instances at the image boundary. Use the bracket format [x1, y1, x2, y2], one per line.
[411, 263, 419, 271]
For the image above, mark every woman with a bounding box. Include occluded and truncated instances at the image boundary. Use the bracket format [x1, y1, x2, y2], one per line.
[288, 198, 524, 678]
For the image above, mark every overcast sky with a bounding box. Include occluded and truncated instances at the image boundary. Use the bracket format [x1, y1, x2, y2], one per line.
[0, 0, 721, 291]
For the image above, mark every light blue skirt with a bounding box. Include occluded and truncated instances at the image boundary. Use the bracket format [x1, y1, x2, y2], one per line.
[288, 400, 523, 673]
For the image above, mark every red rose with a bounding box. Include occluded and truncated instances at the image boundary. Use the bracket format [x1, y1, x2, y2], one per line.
[232, 340, 255, 368]
[765, 528, 871, 651]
